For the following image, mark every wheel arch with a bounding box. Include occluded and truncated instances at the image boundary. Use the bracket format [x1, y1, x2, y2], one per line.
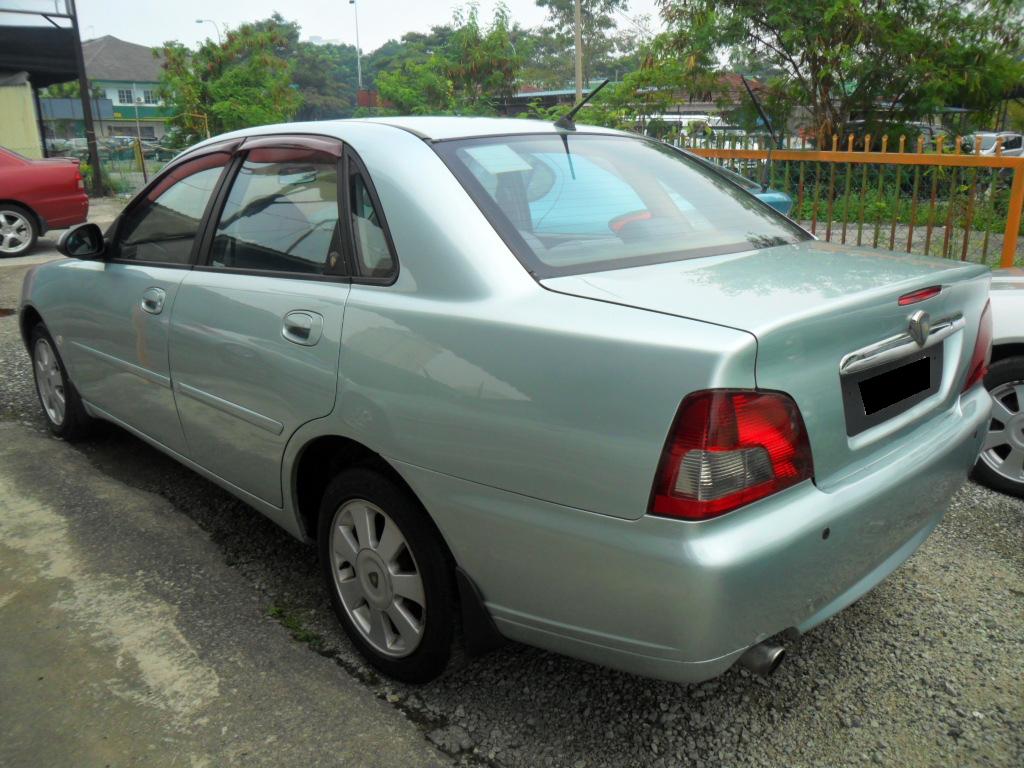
[990, 342, 1024, 365]
[0, 199, 42, 233]
[288, 431, 507, 654]
[19, 304, 43, 352]
[290, 434, 438, 547]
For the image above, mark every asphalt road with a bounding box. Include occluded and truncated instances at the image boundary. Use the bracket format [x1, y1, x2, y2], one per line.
[1, 228, 1022, 768]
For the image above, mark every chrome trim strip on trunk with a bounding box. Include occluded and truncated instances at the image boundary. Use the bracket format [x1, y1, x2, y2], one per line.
[839, 314, 964, 375]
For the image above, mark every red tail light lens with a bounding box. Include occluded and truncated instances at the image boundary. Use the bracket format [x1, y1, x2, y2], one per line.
[962, 299, 992, 392]
[649, 390, 814, 520]
[898, 285, 941, 306]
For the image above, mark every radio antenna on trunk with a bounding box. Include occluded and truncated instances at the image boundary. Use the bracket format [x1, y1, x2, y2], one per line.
[555, 79, 610, 131]
[740, 75, 780, 191]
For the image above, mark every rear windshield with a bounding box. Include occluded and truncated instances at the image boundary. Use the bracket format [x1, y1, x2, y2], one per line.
[435, 134, 809, 278]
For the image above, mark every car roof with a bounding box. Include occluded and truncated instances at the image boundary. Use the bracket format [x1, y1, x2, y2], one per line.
[198, 116, 627, 147]
[360, 116, 627, 141]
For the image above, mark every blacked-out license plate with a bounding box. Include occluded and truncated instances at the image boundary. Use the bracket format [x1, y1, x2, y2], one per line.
[842, 346, 943, 436]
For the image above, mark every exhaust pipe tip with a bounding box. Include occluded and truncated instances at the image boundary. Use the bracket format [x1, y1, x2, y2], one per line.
[738, 641, 786, 677]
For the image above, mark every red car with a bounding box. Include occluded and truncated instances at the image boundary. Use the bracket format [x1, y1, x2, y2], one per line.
[0, 147, 88, 257]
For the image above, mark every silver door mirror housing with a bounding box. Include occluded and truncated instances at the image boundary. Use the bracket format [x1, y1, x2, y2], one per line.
[58, 223, 106, 259]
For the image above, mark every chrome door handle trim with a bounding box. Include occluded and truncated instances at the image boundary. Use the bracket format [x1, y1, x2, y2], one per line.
[140, 286, 166, 315]
[839, 313, 964, 375]
[282, 310, 323, 346]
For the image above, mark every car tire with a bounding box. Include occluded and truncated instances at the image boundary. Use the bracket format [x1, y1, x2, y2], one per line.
[972, 356, 1024, 498]
[318, 466, 456, 683]
[29, 323, 95, 440]
[0, 204, 38, 257]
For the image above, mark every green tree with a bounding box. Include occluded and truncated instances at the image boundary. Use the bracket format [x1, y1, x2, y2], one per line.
[534, 0, 640, 85]
[657, 0, 1024, 136]
[156, 15, 301, 140]
[293, 41, 360, 120]
[372, 4, 521, 115]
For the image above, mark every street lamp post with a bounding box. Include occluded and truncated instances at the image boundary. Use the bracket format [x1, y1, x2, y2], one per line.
[195, 19, 222, 44]
[349, 0, 362, 92]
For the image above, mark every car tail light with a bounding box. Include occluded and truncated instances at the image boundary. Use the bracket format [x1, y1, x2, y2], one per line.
[74, 170, 84, 190]
[962, 299, 992, 392]
[649, 390, 814, 521]
[898, 285, 941, 305]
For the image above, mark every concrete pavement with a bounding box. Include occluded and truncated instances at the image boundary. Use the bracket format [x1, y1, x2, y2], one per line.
[0, 421, 449, 768]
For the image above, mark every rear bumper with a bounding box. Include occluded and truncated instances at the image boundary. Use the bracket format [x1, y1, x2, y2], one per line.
[393, 385, 990, 683]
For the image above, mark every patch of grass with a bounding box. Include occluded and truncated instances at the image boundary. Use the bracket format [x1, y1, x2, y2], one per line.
[268, 604, 325, 650]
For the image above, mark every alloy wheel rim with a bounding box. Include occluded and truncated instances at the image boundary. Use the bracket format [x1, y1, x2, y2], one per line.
[0, 211, 31, 254]
[329, 499, 426, 658]
[979, 380, 1024, 485]
[33, 338, 66, 426]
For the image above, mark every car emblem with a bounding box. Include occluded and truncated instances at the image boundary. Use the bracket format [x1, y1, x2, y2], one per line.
[908, 310, 931, 346]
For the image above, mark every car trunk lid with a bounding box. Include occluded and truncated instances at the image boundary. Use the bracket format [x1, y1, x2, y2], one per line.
[542, 240, 991, 487]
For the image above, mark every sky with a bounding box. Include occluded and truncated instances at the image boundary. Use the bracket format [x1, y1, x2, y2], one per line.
[54, 0, 665, 52]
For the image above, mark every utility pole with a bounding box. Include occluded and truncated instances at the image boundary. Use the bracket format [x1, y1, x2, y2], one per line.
[350, 0, 363, 92]
[574, 0, 583, 102]
[68, 0, 103, 196]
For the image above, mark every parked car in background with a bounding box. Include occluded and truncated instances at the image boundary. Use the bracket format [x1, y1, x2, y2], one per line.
[0, 146, 88, 257]
[20, 118, 992, 686]
[973, 268, 1024, 497]
[692, 155, 794, 215]
[977, 132, 1023, 158]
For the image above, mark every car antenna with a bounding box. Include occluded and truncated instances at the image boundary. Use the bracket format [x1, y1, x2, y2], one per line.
[740, 75, 780, 191]
[555, 79, 610, 131]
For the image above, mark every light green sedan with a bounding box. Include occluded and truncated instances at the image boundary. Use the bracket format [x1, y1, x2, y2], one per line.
[19, 117, 993, 684]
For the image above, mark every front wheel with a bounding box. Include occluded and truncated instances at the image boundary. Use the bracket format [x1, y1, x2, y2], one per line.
[30, 323, 94, 440]
[318, 467, 456, 683]
[972, 356, 1024, 498]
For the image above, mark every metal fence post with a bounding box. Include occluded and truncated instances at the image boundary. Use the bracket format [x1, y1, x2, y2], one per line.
[1002, 166, 1024, 268]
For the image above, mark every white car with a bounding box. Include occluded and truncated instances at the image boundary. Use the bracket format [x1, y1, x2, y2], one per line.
[973, 132, 1023, 157]
[974, 268, 1024, 496]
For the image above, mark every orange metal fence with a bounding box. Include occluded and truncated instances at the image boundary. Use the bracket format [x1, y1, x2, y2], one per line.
[683, 135, 1024, 268]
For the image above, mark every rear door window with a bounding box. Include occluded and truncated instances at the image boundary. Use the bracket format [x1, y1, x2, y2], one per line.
[210, 147, 341, 275]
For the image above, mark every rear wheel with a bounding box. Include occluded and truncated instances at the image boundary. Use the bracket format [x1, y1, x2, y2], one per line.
[30, 323, 94, 440]
[0, 205, 37, 257]
[318, 467, 455, 683]
[973, 356, 1024, 498]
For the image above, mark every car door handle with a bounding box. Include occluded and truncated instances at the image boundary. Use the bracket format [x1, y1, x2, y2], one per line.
[140, 287, 166, 315]
[282, 311, 324, 346]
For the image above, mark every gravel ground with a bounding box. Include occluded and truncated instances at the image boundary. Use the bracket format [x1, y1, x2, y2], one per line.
[1, 260, 1022, 768]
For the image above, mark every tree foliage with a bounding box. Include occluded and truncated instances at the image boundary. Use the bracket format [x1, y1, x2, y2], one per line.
[657, 0, 1024, 135]
[156, 15, 301, 141]
[523, 0, 648, 87]
[373, 4, 521, 115]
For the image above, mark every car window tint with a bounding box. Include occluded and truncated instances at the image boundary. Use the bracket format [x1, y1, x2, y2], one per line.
[210, 148, 341, 275]
[116, 153, 228, 264]
[349, 169, 395, 278]
[437, 135, 809, 278]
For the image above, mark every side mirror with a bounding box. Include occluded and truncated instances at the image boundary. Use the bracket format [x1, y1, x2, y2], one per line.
[58, 223, 105, 259]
